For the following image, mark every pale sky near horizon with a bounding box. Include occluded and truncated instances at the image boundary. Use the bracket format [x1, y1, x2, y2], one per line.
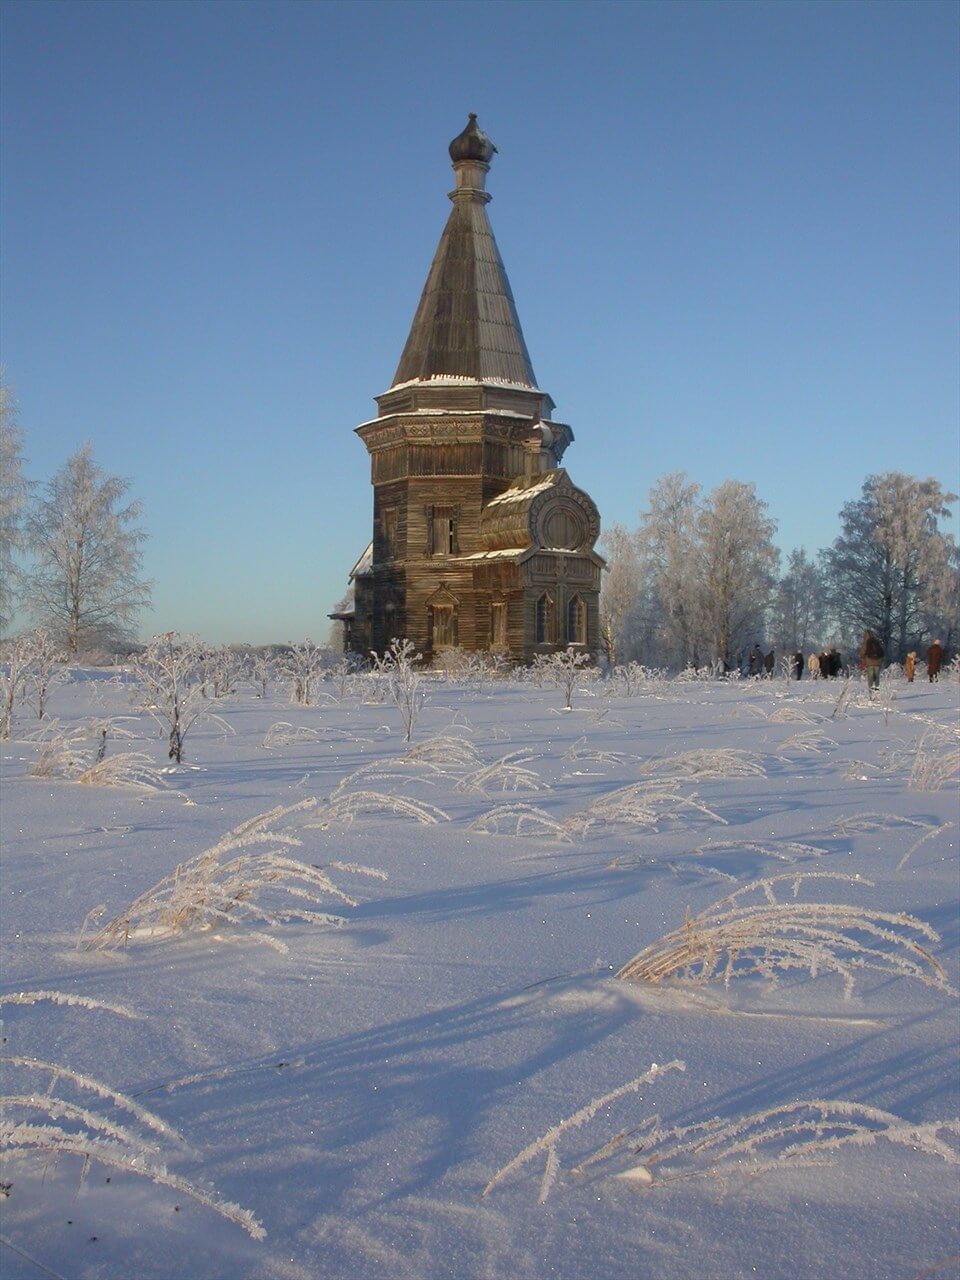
[2, 0, 958, 644]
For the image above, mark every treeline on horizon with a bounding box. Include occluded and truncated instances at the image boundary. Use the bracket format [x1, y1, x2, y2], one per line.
[2, 386, 957, 670]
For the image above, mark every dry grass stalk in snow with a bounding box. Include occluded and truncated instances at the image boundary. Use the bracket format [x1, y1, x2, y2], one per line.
[404, 733, 482, 768]
[833, 812, 938, 839]
[77, 799, 385, 952]
[329, 757, 449, 799]
[569, 780, 726, 837]
[833, 812, 956, 872]
[909, 725, 960, 792]
[895, 822, 954, 871]
[455, 751, 545, 795]
[29, 725, 169, 793]
[262, 721, 321, 749]
[29, 725, 89, 778]
[0, 991, 138, 1017]
[616, 872, 953, 998]
[469, 803, 574, 842]
[729, 702, 768, 720]
[767, 705, 819, 724]
[694, 839, 826, 864]
[1, 1003, 264, 1238]
[562, 736, 631, 766]
[74, 752, 169, 791]
[482, 1061, 685, 1203]
[573, 1099, 960, 1190]
[776, 729, 838, 756]
[638, 748, 765, 779]
[312, 789, 449, 827]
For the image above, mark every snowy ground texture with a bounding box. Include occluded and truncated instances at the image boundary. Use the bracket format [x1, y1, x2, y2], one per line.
[2, 667, 958, 1280]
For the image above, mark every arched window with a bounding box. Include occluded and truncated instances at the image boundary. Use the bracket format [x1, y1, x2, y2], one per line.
[536, 593, 554, 646]
[567, 595, 586, 646]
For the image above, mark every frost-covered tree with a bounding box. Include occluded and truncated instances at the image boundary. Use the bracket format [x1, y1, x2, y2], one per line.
[773, 548, 825, 652]
[382, 637, 425, 742]
[0, 385, 30, 636]
[532, 645, 596, 710]
[599, 523, 642, 667]
[697, 480, 778, 669]
[132, 631, 208, 764]
[283, 639, 327, 705]
[638, 472, 702, 668]
[24, 443, 151, 655]
[25, 627, 66, 720]
[0, 633, 35, 739]
[822, 474, 957, 660]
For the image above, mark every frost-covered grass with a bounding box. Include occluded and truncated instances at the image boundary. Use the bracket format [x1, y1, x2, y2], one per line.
[1, 668, 958, 1280]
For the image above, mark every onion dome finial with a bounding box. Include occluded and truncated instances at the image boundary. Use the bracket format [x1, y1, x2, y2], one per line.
[448, 113, 497, 164]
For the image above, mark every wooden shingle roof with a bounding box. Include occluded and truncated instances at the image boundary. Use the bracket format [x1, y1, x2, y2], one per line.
[391, 117, 539, 390]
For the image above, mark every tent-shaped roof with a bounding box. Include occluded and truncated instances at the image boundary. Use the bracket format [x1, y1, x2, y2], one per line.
[391, 115, 539, 390]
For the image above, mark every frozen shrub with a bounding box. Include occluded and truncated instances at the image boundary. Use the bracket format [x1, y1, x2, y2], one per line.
[283, 638, 328, 705]
[24, 628, 66, 720]
[0, 633, 35, 739]
[132, 632, 217, 764]
[379, 637, 425, 743]
[532, 645, 596, 710]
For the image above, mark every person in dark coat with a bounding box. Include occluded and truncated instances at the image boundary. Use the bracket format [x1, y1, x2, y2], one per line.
[926, 639, 943, 682]
[748, 643, 763, 676]
[794, 651, 804, 679]
[859, 630, 884, 694]
[764, 649, 775, 677]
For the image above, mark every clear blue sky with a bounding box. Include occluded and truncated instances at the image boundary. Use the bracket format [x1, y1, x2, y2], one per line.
[2, 0, 957, 644]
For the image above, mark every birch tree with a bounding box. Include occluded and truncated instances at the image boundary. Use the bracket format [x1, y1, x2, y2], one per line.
[822, 474, 957, 659]
[599, 523, 642, 666]
[773, 548, 825, 651]
[24, 443, 151, 655]
[697, 480, 778, 668]
[638, 472, 702, 668]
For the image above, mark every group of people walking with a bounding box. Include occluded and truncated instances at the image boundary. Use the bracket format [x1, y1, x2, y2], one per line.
[858, 632, 945, 693]
[743, 636, 948, 689]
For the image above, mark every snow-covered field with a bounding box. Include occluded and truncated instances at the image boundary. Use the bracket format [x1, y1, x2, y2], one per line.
[2, 668, 958, 1280]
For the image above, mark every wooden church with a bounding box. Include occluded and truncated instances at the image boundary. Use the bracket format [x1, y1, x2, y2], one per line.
[334, 115, 603, 663]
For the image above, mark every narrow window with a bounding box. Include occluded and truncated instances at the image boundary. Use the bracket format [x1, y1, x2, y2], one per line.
[382, 508, 397, 560]
[536, 593, 554, 646]
[430, 605, 456, 650]
[567, 595, 586, 645]
[491, 601, 507, 650]
[430, 507, 457, 556]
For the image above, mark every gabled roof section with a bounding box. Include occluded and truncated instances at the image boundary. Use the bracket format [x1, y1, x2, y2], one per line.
[391, 116, 539, 391]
